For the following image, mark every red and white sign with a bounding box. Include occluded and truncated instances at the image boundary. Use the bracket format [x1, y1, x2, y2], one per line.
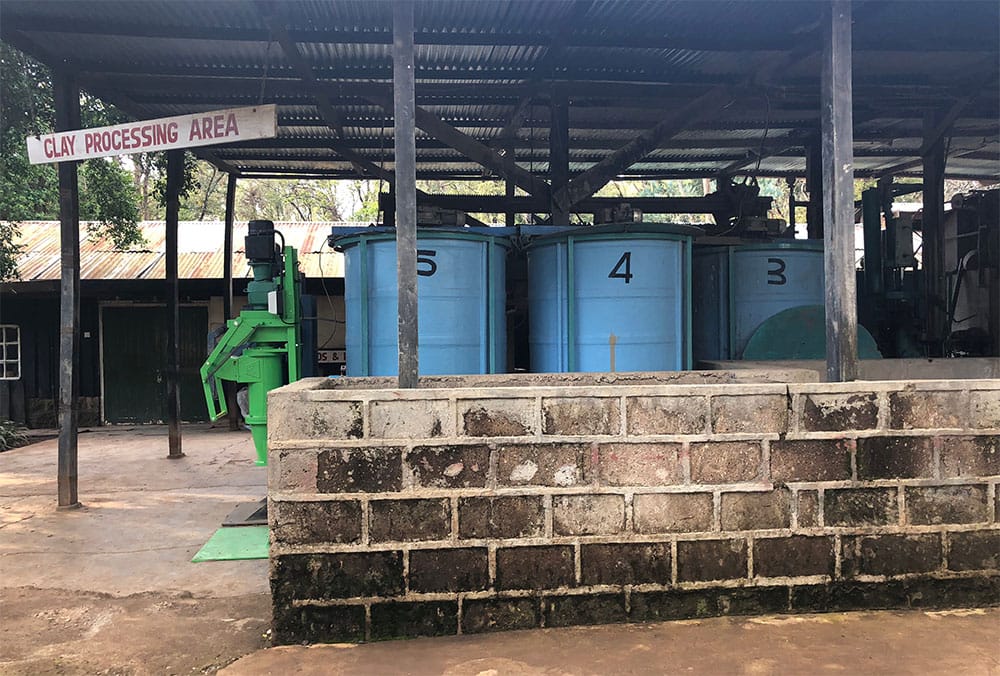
[26, 104, 277, 165]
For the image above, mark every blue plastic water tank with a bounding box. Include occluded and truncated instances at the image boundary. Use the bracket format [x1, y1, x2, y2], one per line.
[335, 228, 508, 376]
[527, 223, 698, 373]
[692, 240, 824, 360]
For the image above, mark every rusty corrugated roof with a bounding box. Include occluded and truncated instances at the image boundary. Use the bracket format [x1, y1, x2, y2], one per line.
[8, 221, 348, 281]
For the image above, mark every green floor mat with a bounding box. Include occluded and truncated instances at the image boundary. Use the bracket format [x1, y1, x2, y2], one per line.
[192, 525, 269, 562]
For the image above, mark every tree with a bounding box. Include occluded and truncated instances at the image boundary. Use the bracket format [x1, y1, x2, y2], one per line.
[1, 44, 145, 279]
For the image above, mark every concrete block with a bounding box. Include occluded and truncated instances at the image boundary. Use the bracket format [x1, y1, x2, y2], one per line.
[459, 398, 535, 437]
[677, 539, 748, 582]
[461, 598, 540, 634]
[856, 436, 934, 480]
[905, 576, 1000, 609]
[754, 536, 834, 577]
[458, 496, 544, 539]
[316, 447, 402, 493]
[552, 494, 625, 536]
[592, 442, 682, 486]
[408, 548, 489, 593]
[801, 392, 879, 432]
[841, 534, 941, 576]
[370, 601, 458, 639]
[940, 436, 1000, 478]
[797, 491, 820, 528]
[369, 399, 450, 439]
[271, 450, 318, 493]
[889, 390, 966, 430]
[580, 542, 671, 586]
[497, 443, 585, 487]
[407, 444, 490, 489]
[720, 489, 791, 531]
[969, 390, 1000, 429]
[269, 399, 363, 441]
[271, 552, 403, 601]
[791, 580, 910, 613]
[825, 488, 899, 527]
[626, 396, 708, 435]
[496, 545, 575, 590]
[947, 531, 1000, 571]
[631, 587, 788, 622]
[542, 397, 620, 435]
[905, 485, 990, 525]
[272, 604, 365, 645]
[369, 498, 451, 543]
[689, 441, 763, 484]
[770, 439, 852, 483]
[633, 492, 714, 534]
[271, 500, 361, 545]
[711, 394, 788, 434]
[544, 594, 627, 627]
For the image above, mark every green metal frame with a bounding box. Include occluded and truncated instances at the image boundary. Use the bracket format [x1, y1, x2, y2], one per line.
[200, 245, 302, 465]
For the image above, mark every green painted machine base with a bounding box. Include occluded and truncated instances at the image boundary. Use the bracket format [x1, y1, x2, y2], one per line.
[191, 525, 269, 562]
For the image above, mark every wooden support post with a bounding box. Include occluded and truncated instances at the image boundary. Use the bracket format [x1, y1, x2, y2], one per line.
[53, 71, 81, 509]
[549, 95, 570, 226]
[821, 1, 858, 382]
[222, 173, 241, 430]
[922, 110, 947, 356]
[165, 150, 185, 457]
[223, 174, 236, 321]
[786, 176, 797, 235]
[505, 141, 516, 228]
[393, 0, 418, 388]
[806, 136, 824, 239]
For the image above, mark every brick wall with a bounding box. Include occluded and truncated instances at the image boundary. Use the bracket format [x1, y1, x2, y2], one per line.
[268, 376, 1000, 643]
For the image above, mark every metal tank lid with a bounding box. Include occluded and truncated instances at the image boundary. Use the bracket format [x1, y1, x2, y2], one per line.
[526, 222, 703, 246]
[694, 238, 824, 253]
[331, 225, 513, 251]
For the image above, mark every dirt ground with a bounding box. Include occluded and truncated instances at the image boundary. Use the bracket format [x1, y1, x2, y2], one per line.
[2, 425, 998, 675]
[0, 425, 271, 675]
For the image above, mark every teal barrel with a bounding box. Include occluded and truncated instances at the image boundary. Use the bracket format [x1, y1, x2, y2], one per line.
[693, 240, 826, 360]
[336, 228, 508, 376]
[526, 223, 698, 373]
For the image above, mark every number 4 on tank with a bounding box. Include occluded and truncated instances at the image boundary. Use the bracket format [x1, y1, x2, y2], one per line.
[609, 251, 633, 283]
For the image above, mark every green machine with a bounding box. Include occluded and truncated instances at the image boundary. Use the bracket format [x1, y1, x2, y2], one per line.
[201, 220, 301, 465]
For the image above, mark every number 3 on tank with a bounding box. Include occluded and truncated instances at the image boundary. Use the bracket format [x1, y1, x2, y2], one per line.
[609, 251, 633, 284]
[767, 257, 787, 285]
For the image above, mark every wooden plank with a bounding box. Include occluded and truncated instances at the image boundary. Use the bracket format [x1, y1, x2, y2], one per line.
[549, 95, 570, 225]
[394, 1, 418, 389]
[54, 71, 81, 509]
[922, 110, 948, 355]
[821, 1, 859, 382]
[165, 149, 185, 457]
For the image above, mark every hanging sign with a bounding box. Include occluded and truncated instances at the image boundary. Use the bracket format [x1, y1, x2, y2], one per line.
[26, 104, 277, 165]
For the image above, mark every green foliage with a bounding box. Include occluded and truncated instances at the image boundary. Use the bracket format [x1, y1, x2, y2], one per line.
[0, 419, 28, 452]
[80, 158, 145, 249]
[0, 222, 25, 282]
[153, 151, 200, 207]
[0, 44, 58, 223]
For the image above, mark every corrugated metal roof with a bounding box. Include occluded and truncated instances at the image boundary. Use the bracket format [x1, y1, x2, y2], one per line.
[9, 221, 348, 282]
[1, 0, 997, 180]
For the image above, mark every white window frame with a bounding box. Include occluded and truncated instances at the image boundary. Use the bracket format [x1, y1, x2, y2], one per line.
[0, 325, 20, 380]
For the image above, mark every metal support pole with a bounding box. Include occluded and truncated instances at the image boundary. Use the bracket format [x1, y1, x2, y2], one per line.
[549, 94, 570, 226]
[922, 111, 947, 356]
[393, 0, 419, 388]
[54, 72, 81, 509]
[165, 150, 185, 457]
[223, 174, 237, 321]
[821, 1, 858, 382]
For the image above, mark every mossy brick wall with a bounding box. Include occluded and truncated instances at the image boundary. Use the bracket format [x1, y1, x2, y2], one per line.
[267, 376, 1000, 643]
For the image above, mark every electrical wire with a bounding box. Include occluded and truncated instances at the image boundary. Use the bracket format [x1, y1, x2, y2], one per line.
[316, 239, 345, 350]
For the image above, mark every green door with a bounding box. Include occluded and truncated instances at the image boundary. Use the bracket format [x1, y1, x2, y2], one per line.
[102, 305, 209, 423]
